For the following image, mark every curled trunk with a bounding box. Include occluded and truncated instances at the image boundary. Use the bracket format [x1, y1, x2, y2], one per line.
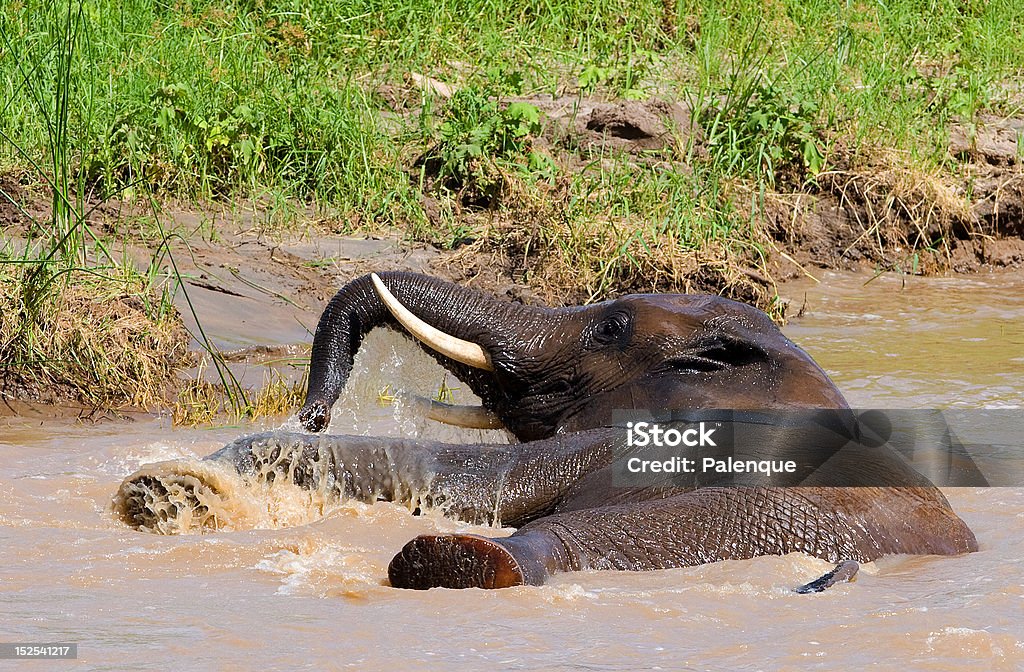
[299, 272, 548, 432]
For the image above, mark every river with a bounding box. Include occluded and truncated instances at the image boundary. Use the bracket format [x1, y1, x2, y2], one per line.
[1, 270, 1021, 670]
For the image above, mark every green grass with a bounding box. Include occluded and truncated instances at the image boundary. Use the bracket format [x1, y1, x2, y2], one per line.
[3, 1, 1024, 305]
[1, 3, 204, 409]
[5, 1, 1022, 211]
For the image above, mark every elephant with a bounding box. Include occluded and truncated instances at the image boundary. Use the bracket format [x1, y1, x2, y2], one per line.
[116, 272, 978, 590]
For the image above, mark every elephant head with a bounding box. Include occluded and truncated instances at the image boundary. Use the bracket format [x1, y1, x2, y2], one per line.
[299, 271, 848, 439]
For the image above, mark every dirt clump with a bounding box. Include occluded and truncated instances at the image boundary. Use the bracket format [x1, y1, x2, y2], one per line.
[548, 98, 697, 155]
[949, 115, 1024, 166]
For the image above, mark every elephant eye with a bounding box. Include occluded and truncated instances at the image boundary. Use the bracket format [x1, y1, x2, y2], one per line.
[593, 310, 632, 346]
[690, 333, 767, 368]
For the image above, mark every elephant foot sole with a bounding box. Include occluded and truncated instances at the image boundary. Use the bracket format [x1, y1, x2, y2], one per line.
[114, 459, 250, 535]
[388, 534, 527, 590]
[118, 474, 219, 534]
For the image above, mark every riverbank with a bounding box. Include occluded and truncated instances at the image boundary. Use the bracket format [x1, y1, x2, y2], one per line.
[2, 0, 1023, 416]
[6, 202, 1023, 422]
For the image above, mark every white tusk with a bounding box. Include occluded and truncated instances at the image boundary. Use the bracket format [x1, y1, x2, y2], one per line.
[371, 273, 494, 371]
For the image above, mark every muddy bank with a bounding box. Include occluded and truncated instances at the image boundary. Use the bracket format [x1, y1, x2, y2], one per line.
[772, 119, 1024, 274]
[384, 89, 1024, 305]
[3, 92, 1024, 411]
[544, 99, 1024, 267]
[6, 95, 1024, 307]
[540, 98, 1024, 275]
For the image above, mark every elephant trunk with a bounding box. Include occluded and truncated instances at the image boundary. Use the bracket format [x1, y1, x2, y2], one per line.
[299, 272, 546, 432]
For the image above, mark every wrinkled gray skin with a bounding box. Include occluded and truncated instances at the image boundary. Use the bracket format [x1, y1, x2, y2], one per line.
[197, 272, 979, 589]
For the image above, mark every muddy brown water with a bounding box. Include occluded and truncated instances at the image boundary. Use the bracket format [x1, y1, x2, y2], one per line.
[1, 270, 1022, 671]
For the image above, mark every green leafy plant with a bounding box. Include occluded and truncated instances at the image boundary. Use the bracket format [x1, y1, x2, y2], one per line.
[577, 50, 651, 100]
[85, 83, 264, 195]
[422, 86, 544, 206]
[703, 80, 824, 187]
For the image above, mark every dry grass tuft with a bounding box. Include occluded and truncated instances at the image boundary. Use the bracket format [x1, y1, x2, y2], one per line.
[440, 174, 777, 314]
[819, 150, 974, 256]
[171, 365, 305, 426]
[0, 266, 191, 408]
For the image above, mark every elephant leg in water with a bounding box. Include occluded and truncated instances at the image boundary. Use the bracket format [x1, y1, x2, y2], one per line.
[389, 485, 977, 589]
[116, 430, 977, 590]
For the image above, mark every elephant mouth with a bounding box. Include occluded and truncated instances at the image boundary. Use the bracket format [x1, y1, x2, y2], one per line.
[663, 337, 768, 376]
[663, 355, 729, 375]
